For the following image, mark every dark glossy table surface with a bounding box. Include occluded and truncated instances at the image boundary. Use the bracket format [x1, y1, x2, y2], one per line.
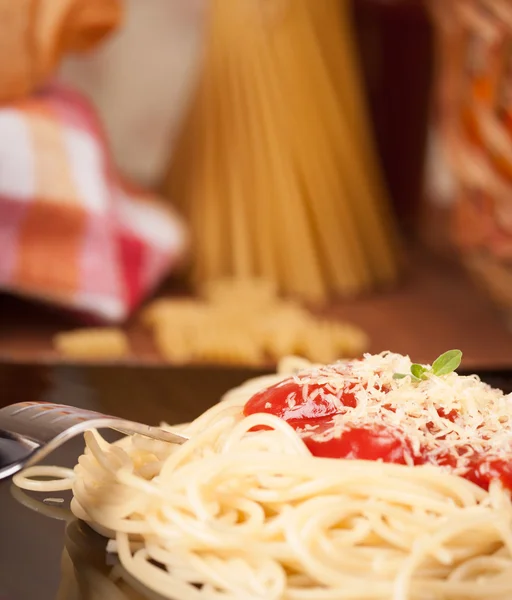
[2, 363, 512, 600]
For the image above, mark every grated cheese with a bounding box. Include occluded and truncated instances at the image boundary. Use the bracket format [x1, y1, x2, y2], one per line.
[286, 393, 297, 409]
[288, 352, 512, 472]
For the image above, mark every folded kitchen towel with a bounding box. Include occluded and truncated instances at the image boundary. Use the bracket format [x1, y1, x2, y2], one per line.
[0, 84, 188, 322]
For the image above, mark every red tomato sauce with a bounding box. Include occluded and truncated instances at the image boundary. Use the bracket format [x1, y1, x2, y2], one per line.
[243, 376, 512, 491]
[243, 379, 356, 429]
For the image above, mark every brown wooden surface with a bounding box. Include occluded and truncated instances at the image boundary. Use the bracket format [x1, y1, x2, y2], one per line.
[0, 250, 511, 370]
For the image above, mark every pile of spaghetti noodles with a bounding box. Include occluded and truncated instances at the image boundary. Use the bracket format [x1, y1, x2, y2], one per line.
[166, 0, 400, 303]
[14, 353, 512, 600]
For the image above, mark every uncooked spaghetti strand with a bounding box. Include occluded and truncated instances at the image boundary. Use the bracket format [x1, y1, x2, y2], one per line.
[327, 0, 402, 273]
[221, 2, 281, 283]
[196, 14, 228, 282]
[167, 0, 400, 296]
[226, 27, 268, 282]
[271, 1, 366, 297]
[267, 2, 371, 294]
[247, 14, 328, 300]
[211, 7, 237, 280]
[229, 2, 325, 299]
[171, 55, 212, 283]
[274, 0, 395, 288]
[308, 0, 391, 223]
[235, 29, 278, 282]
[297, 3, 399, 283]
[293, 1, 395, 245]
[310, 0, 382, 166]
[217, 3, 254, 278]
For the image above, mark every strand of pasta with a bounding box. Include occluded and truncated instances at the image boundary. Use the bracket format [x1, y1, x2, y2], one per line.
[244, 0, 365, 296]
[246, 6, 327, 299]
[274, 0, 398, 287]
[266, 1, 370, 294]
[223, 22, 253, 279]
[295, 1, 399, 284]
[198, 13, 226, 283]
[311, 0, 402, 271]
[165, 0, 400, 302]
[15, 424, 512, 600]
[220, 2, 279, 284]
[13, 360, 512, 600]
[312, 0, 388, 186]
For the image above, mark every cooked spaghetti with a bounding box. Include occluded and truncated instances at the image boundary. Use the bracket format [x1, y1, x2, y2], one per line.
[14, 352, 512, 600]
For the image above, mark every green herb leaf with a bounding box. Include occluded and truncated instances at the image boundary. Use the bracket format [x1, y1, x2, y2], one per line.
[410, 364, 428, 380]
[393, 349, 463, 383]
[431, 349, 463, 376]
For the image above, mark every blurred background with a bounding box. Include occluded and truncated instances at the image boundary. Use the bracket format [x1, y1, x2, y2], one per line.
[2, 0, 512, 410]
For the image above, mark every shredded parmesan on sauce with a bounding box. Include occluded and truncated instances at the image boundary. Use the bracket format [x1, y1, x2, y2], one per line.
[290, 352, 512, 475]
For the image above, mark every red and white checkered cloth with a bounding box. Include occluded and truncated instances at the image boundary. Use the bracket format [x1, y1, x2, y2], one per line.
[0, 84, 188, 323]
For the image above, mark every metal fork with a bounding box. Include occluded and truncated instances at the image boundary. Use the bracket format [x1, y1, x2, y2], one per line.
[0, 401, 188, 480]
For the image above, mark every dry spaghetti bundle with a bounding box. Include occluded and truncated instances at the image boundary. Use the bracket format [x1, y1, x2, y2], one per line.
[166, 0, 400, 303]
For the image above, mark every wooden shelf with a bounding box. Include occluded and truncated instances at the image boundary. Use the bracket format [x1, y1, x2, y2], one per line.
[1, 250, 511, 370]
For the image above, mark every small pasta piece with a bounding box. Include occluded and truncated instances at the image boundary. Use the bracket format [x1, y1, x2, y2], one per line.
[141, 299, 205, 329]
[202, 278, 278, 308]
[264, 326, 302, 361]
[54, 328, 129, 360]
[331, 322, 369, 358]
[294, 322, 339, 365]
[190, 327, 264, 366]
[142, 278, 369, 366]
[153, 325, 193, 364]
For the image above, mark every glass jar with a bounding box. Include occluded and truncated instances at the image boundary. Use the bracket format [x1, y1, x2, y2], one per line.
[430, 0, 512, 312]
